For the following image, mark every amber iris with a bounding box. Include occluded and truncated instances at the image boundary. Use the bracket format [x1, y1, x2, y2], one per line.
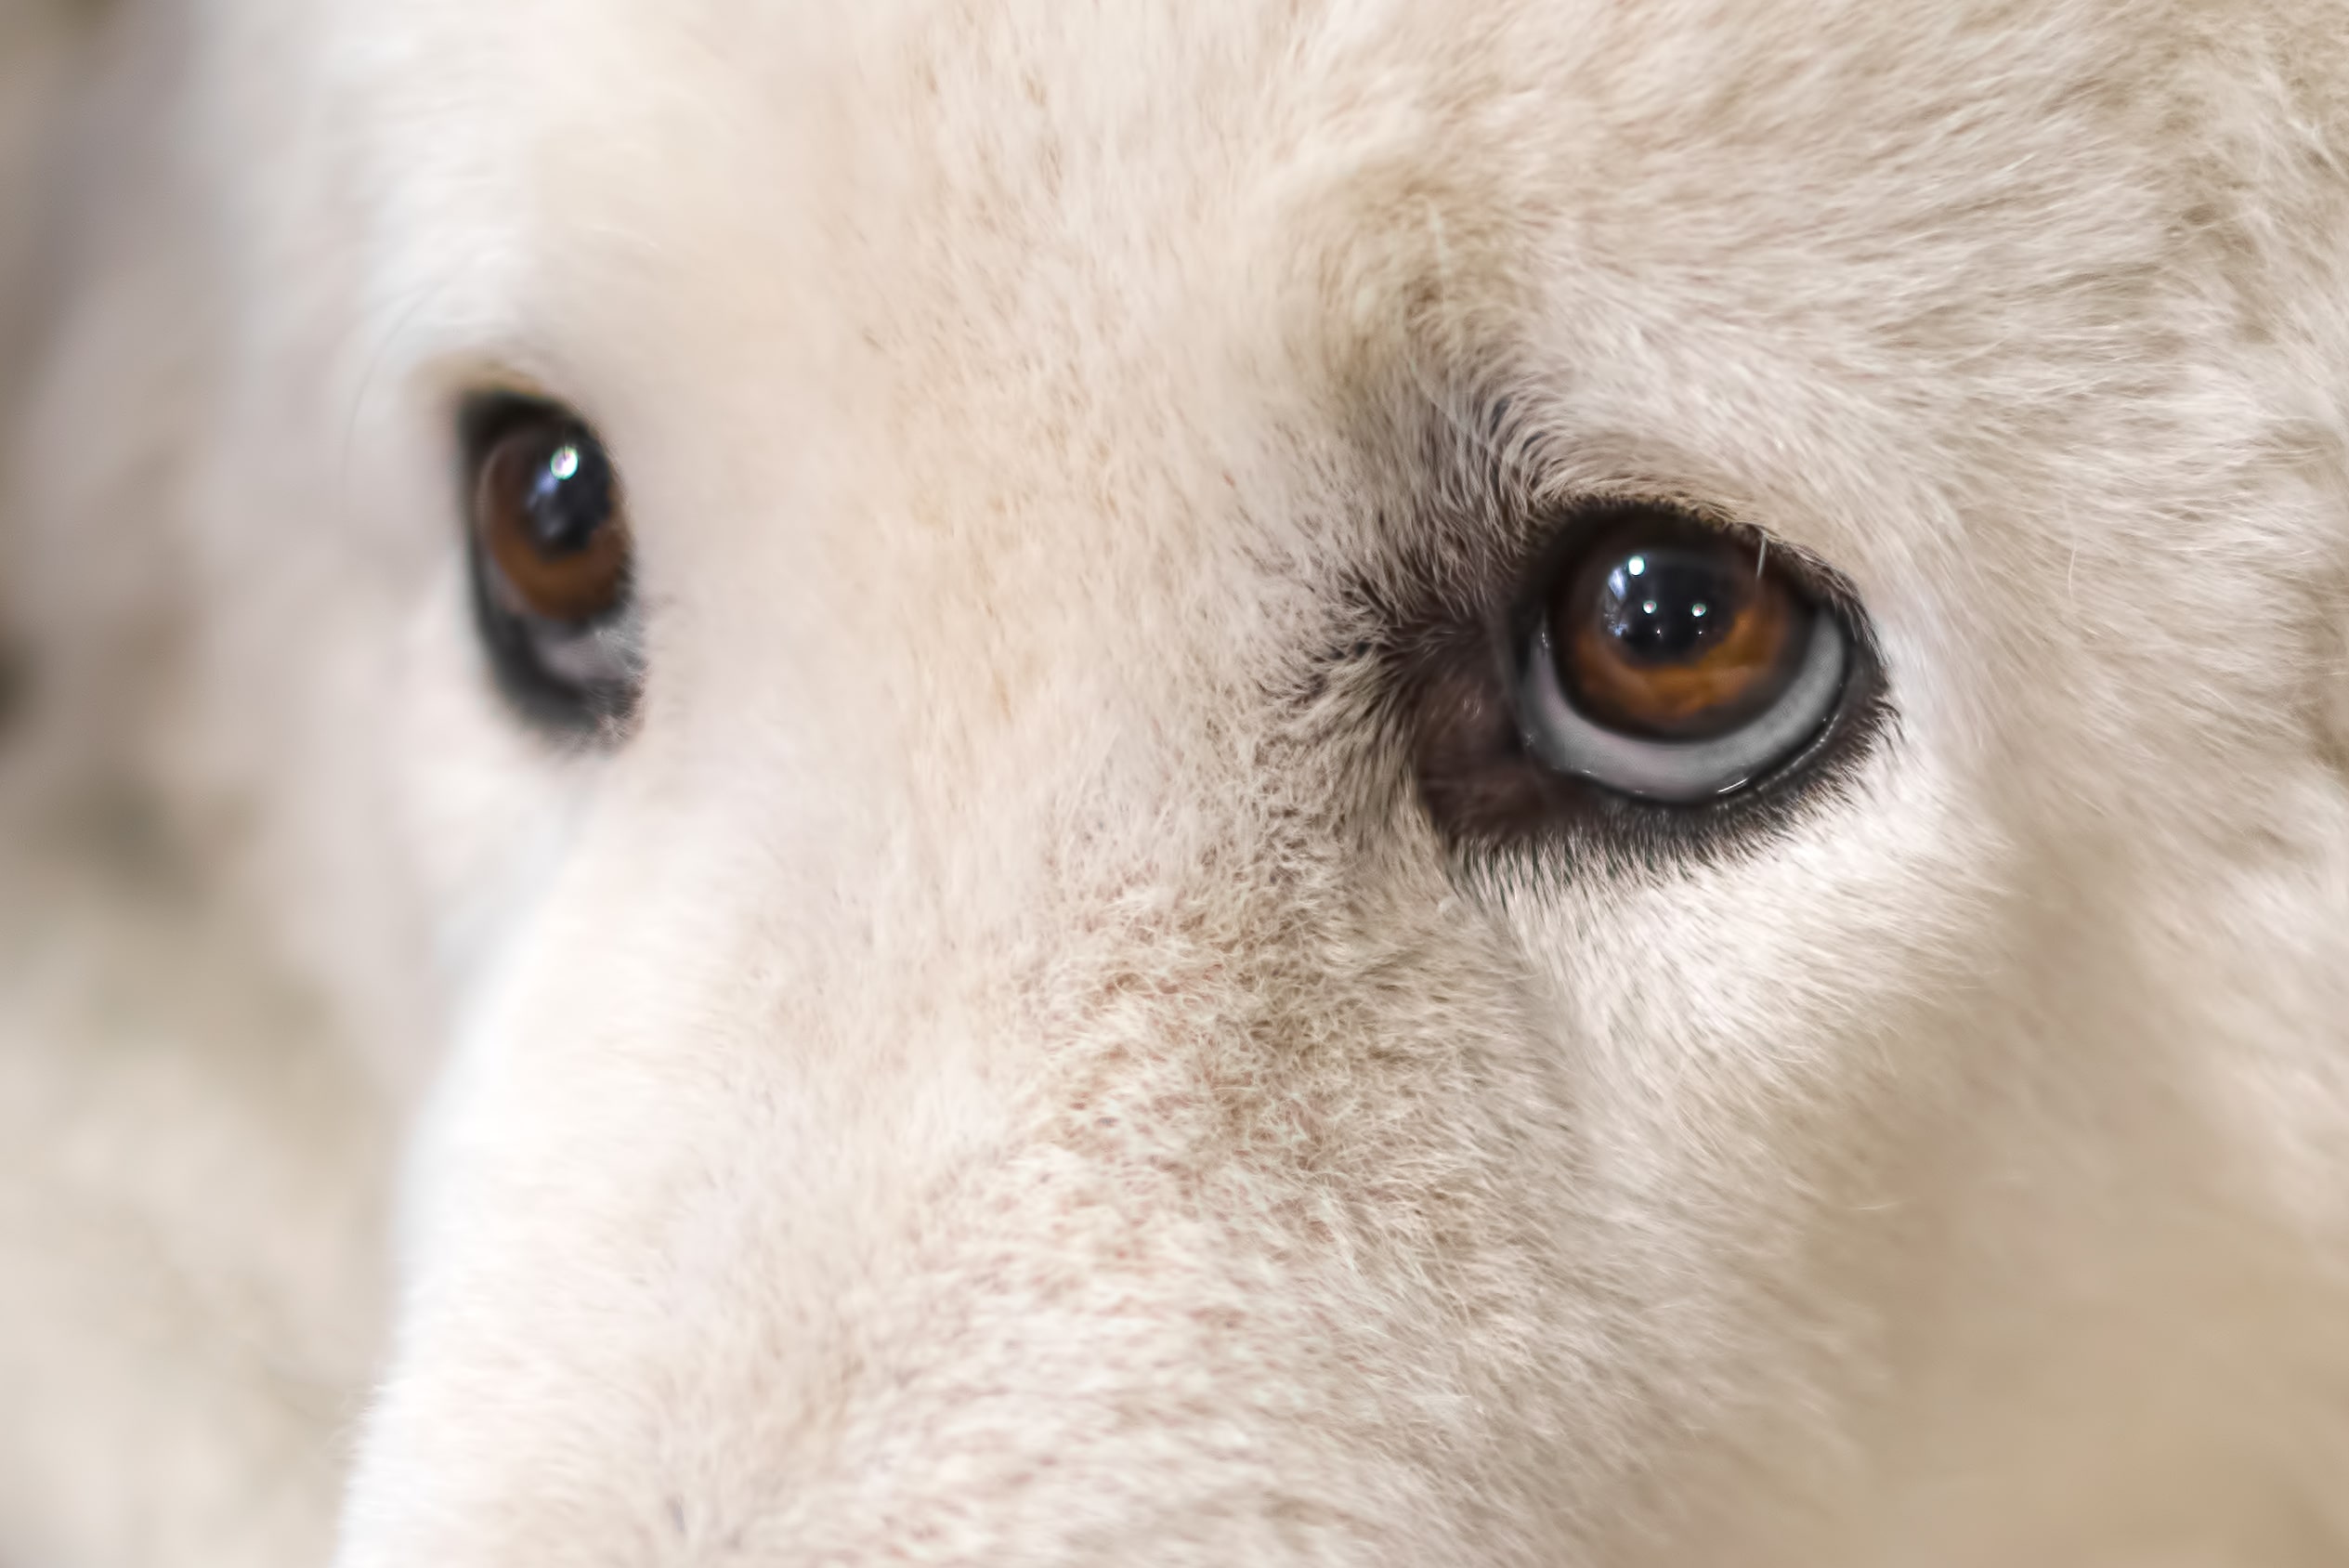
[1547, 516, 1813, 741]
[474, 417, 630, 624]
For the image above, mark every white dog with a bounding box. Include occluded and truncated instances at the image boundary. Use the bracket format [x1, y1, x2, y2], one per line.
[5, 0, 2348, 1562]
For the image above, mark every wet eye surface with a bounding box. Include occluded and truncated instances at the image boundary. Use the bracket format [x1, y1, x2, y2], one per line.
[461, 396, 642, 735]
[1403, 496, 1881, 859]
[1516, 509, 1848, 803]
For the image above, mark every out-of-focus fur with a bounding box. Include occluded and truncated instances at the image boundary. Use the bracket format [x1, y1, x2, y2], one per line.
[5, 0, 2349, 1562]
[0, 13, 386, 1567]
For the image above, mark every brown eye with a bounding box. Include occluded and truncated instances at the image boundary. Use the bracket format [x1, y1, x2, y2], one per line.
[1516, 509, 1849, 802]
[462, 397, 642, 734]
[1554, 519, 1809, 738]
[474, 414, 629, 624]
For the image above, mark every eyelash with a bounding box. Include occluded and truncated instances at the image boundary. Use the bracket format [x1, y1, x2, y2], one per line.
[1379, 494, 1892, 877]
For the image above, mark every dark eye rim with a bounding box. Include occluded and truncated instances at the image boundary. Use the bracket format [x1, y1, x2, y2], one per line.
[1397, 495, 1892, 874]
[456, 390, 642, 739]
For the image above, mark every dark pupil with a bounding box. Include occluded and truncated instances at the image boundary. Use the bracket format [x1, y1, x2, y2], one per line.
[518, 429, 612, 558]
[1593, 548, 1742, 664]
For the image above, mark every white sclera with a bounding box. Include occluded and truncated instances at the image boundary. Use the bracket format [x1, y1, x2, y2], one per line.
[1516, 610, 1848, 803]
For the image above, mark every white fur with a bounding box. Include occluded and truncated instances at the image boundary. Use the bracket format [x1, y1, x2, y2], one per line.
[6, 0, 2349, 1561]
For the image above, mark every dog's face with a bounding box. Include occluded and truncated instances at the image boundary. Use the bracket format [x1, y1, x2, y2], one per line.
[21, 0, 2349, 1560]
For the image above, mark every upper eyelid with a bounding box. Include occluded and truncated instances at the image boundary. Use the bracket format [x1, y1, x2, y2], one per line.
[456, 391, 583, 471]
[1422, 380, 1843, 581]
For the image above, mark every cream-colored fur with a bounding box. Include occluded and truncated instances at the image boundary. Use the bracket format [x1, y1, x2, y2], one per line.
[6, 0, 2349, 1562]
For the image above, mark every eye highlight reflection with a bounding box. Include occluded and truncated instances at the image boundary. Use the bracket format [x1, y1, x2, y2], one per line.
[1515, 509, 1850, 803]
[460, 395, 643, 736]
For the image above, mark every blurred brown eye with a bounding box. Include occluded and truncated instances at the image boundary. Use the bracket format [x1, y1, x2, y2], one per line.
[1516, 509, 1848, 802]
[462, 397, 641, 735]
[474, 414, 629, 624]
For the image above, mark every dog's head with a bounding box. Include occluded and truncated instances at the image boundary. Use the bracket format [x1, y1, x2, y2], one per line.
[17, 0, 2349, 1560]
